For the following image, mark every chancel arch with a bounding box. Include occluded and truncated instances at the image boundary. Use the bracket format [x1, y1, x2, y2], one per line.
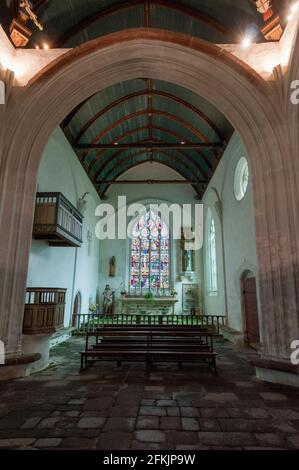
[0, 28, 298, 388]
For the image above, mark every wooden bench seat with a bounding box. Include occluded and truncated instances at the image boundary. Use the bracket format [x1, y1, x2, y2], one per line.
[80, 326, 217, 374]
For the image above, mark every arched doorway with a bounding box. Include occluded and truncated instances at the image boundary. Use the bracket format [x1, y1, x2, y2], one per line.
[0, 29, 298, 368]
[72, 292, 82, 329]
[241, 271, 260, 348]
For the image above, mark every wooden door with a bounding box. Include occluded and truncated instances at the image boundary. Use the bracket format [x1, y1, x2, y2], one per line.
[243, 277, 260, 346]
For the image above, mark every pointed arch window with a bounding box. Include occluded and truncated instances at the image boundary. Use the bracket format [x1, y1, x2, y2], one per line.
[207, 216, 218, 294]
[130, 210, 170, 292]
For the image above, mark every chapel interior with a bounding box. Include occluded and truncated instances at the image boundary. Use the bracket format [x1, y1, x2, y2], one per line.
[0, 0, 299, 451]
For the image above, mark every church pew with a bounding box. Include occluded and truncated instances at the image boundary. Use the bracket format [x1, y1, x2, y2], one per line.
[80, 327, 217, 373]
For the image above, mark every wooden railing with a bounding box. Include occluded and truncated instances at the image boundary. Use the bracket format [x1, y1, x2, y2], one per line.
[73, 314, 226, 336]
[23, 287, 66, 334]
[33, 192, 83, 247]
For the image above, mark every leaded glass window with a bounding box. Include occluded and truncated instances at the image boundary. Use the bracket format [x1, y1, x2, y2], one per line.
[207, 217, 218, 294]
[130, 210, 169, 291]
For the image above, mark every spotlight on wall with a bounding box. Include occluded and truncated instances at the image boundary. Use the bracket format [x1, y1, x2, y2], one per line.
[77, 192, 90, 216]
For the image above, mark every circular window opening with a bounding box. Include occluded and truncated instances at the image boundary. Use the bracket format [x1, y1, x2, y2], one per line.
[234, 157, 249, 201]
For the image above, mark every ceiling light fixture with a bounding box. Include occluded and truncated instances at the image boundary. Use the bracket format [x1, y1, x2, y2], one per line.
[241, 36, 252, 49]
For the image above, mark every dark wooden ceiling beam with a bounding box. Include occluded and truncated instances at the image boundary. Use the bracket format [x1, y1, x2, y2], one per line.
[93, 138, 208, 182]
[86, 125, 212, 178]
[75, 89, 224, 143]
[80, 109, 218, 162]
[98, 151, 204, 199]
[98, 179, 205, 184]
[77, 142, 223, 150]
[53, 0, 231, 48]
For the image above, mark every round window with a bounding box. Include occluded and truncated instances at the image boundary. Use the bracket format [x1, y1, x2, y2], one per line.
[234, 157, 249, 201]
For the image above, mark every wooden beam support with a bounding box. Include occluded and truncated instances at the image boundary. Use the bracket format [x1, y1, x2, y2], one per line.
[77, 142, 223, 150]
[98, 179, 205, 184]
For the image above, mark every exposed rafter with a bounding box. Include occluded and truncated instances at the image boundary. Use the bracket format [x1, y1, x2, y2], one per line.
[97, 152, 205, 199]
[80, 109, 219, 163]
[93, 139, 209, 182]
[86, 125, 214, 177]
[74, 89, 224, 143]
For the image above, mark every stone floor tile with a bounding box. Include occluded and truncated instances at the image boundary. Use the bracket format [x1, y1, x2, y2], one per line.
[131, 441, 161, 450]
[109, 406, 139, 417]
[21, 417, 42, 429]
[0, 438, 36, 448]
[155, 399, 177, 407]
[136, 417, 160, 430]
[96, 432, 133, 450]
[255, 433, 287, 448]
[83, 397, 114, 411]
[243, 408, 270, 419]
[198, 432, 257, 447]
[139, 406, 166, 417]
[198, 418, 221, 432]
[200, 408, 229, 418]
[286, 434, 299, 449]
[167, 407, 180, 417]
[181, 418, 200, 431]
[166, 431, 198, 445]
[37, 417, 60, 429]
[218, 419, 256, 432]
[77, 417, 106, 429]
[62, 437, 96, 449]
[180, 407, 199, 417]
[260, 393, 288, 401]
[104, 417, 135, 432]
[35, 438, 62, 448]
[160, 417, 181, 430]
[135, 430, 166, 443]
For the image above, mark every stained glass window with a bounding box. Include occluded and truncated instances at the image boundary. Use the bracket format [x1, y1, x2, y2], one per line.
[130, 210, 170, 291]
[207, 217, 218, 294]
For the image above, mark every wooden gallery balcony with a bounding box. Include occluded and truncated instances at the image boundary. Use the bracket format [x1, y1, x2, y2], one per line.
[23, 288, 67, 334]
[33, 192, 83, 247]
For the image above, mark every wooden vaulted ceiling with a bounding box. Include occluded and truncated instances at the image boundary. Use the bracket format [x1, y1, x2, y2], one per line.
[62, 78, 233, 199]
[0, 1, 287, 198]
[2, 0, 273, 47]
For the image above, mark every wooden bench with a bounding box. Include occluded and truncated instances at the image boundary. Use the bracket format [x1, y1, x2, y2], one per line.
[80, 326, 217, 373]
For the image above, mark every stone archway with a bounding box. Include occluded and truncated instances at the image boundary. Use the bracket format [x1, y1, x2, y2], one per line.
[0, 29, 298, 374]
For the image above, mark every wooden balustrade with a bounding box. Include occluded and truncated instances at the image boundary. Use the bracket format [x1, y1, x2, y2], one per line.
[33, 192, 83, 247]
[23, 288, 67, 334]
[73, 313, 226, 335]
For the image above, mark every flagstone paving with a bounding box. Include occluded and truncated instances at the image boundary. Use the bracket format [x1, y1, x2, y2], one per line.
[0, 336, 299, 450]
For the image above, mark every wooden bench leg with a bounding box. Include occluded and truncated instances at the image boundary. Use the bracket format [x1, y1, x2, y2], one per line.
[80, 354, 86, 372]
[213, 358, 217, 375]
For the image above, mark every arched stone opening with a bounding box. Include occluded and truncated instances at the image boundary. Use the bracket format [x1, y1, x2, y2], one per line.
[0, 29, 298, 378]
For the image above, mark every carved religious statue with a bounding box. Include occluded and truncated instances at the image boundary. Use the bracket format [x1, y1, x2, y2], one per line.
[109, 256, 116, 277]
[103, 285, 113, 314]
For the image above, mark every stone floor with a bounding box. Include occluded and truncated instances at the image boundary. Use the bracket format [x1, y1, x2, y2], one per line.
[0, 337, 299, 450]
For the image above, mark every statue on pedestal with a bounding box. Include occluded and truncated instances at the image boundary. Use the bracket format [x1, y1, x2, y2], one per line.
[181, 227, 195, 273]
[103, 285, 113, 314]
